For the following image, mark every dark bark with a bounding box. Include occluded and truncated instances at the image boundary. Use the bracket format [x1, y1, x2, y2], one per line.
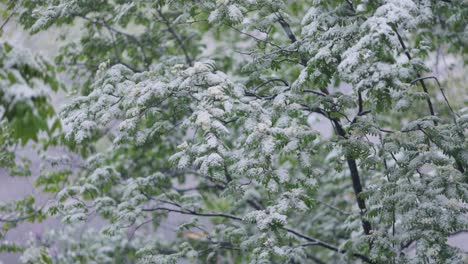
[331, 118, 372, 235]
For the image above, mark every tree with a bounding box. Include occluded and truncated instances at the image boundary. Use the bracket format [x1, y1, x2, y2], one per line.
[1, 0, 467, 263]
[0, 34, 62, 248]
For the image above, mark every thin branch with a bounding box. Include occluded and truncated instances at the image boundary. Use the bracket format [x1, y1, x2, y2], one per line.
[301, 103, 371, 236]
[345, 0, 356, 12]
[244, 88, 289, 100]
[253, 78, 289, 91]
[410, 76, 459, 119]
[358, 91, 363, 114]
[156, 9, 193, 66]
[276, 14, 297, 43]
[417, 126, 465, 173]
[283, 227, 373, 263]
[275, 14, 308, 66]
[307, 254, 327, 264]
[127, 217, 156, 241]
[227, 24, 284, 50]
[303, 89, 327, 97]
[142, 207, 242, 221]
[153, 18, 208, 25]
[409, 76, 464, 173]
[394, 28, 436, 121]
[0, 210, 40, 223]
[107, 26, 122, 63]
[330, 117, 372, 235]
[141, 207, 373, 263]
[78, 15, 149, 67]
[173, 185, 218, 193]
[316, 200, 353, 215]
[0, 213, 37, 223]
[0, 1, 22, 32]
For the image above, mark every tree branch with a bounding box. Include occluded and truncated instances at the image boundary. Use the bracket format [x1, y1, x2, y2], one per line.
[410, 76, 458, 119]
[394, 28, 436, 122]
[142, 206, 373, 263]
[142, 207, 242, 221]
[301, 102, 372, 235]
[283, 227, 373, 263]
[156, 9, 193, 66]
[0, 211, 39, 223]
[253, 78, 289, 91]
[77, 15, 149, 68]
[276, 14, 308, 66]
[331, 117, 372, 235]
[227, 24, 284, 50]
[0, 0, 22, 32]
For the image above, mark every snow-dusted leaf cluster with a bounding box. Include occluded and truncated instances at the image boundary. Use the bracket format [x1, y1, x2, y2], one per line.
[1, 0, 467, 263]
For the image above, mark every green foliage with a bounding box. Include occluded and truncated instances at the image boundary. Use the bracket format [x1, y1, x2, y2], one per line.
[0, 42, 61, 145]
[1, 0, 467, 263]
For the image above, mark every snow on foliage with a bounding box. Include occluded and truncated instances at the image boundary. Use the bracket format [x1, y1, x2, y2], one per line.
[1, 0, 467, 263]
